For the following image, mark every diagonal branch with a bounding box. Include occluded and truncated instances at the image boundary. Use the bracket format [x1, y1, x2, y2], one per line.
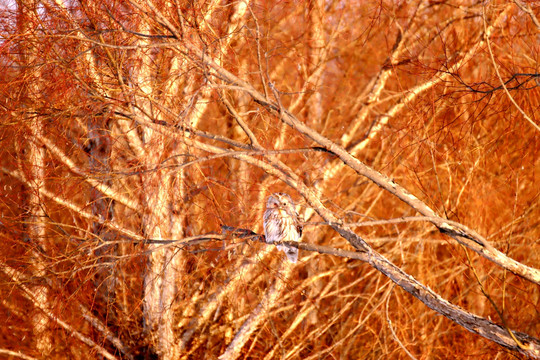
[133, 116, 540, 356]
[1, 262, 118, 360]
[168, 49, 540, 358]
[36, 134, 142, 212]
[1, 167, 143, 241]
[218, 261, 295, 360]
[285, 241, 540, 357]
[180, 40, 540, 286]
[482, 3, 540, 132]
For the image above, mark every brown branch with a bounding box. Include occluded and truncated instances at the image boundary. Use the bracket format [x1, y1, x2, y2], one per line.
[176, 227, 540, 356]
[1, 167, 143, 241]
[0, 349, 38, 360]
[218, 260, 294, 360]
[482, 3, 540, 132]
[36, 134, 142, 212]
[282, 241, 540, 357]
[178, 40, 540, 285]
[1, 262, 118, 360]
[514, 0, 540, 29]
[170, 42, 540, 357]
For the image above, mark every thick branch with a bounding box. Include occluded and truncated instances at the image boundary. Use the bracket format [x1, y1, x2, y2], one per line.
[180, 41, 540, 286]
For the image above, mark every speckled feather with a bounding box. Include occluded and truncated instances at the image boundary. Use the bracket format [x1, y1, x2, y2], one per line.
[263, 193, 302, 263]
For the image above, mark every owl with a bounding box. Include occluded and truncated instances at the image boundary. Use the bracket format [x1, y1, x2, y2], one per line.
[263, 193, 303, 263]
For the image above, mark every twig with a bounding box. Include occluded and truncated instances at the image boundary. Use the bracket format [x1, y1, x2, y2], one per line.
[385, 285, 419, 360]
[483, 3, 540, 132]
[2, 262, 118, 360]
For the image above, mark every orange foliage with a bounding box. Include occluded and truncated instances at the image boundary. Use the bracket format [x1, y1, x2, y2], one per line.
[0, 1, 538, 359]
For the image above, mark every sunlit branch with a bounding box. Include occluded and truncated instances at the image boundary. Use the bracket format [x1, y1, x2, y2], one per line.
[1, 167, 143, 241]
[1, 262, 118, 360]
[36, 134, 142, 212]
[482, 4, 540, 132]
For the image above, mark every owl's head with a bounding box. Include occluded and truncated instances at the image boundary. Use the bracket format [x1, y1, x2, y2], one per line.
[266, 192, 294, 209]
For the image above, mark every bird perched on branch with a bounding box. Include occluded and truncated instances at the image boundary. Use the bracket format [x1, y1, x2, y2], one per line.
[263, 193, 303, 263]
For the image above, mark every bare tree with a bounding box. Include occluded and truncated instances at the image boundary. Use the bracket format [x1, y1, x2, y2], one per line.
[1, 1, 539, 359]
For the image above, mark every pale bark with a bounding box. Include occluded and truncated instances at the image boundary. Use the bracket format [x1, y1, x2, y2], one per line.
[2, 262, 118, 360]
[179, 247, 274, 353]
[2, 1, 538, 358]
[307, 0, 326, 126]
[135, 32, 179, 360]
[173, 37, 540, 357]
[17, 0, 51, 354]
[218, 261, 294, 360]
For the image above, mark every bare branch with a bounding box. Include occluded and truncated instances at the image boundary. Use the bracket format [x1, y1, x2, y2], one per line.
[1, 262, 118, 360]
[179, 39, 540, 286]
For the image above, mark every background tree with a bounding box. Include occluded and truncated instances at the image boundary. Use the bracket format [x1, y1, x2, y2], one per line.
[1, 0, 539, 359]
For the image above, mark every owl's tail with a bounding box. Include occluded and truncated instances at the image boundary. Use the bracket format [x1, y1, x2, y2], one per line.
[277, 244, 298, 263]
